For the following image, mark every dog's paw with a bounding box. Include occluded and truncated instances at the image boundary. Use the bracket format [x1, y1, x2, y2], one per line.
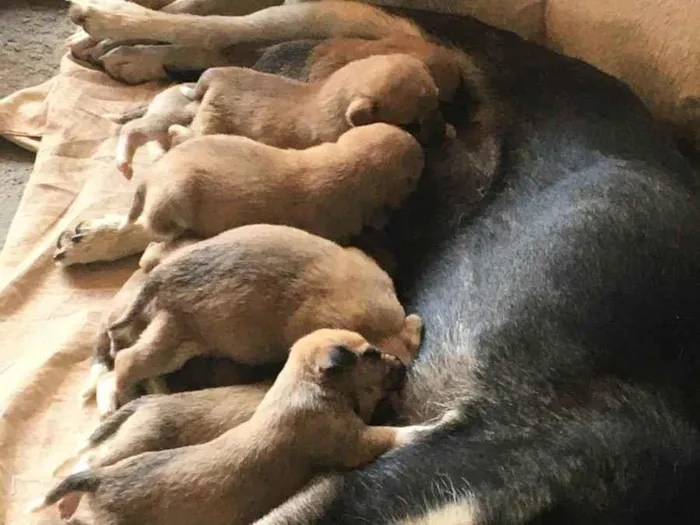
[69, 0, 152, 40]
[100, 45, 169, 84]
[66, 28, 102, 64]
[54, 214, 153, 266]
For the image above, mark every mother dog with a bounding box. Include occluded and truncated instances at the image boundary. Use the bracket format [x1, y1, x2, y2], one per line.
[63, 1, 700, 523]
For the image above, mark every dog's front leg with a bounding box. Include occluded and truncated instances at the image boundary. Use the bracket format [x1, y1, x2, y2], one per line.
[68, 0, 424, 49]
[54, 214, 154, 267]
[97, 44, 232, 84]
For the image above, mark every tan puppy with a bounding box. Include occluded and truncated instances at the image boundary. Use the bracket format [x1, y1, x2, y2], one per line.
[113, 83, 200, 177]
[114, 52, 442, 177]
[306, 34, 479, 105]
[107, 224, 422, 406]
[125, 122, 424, 241]
[30, 329, 430, 524]
[187, 53, 444, 146]
[75, 383, 271, 471]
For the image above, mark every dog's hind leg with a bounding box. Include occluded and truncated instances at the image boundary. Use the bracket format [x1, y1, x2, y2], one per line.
[68, 0, 424, 48]
[113, 316, 203, 406]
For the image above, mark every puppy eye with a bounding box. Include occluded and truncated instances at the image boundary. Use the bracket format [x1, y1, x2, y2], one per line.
[363, 347, 382, 359]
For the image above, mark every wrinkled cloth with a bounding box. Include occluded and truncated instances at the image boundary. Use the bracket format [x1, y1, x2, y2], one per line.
[0, 54, 167, 525]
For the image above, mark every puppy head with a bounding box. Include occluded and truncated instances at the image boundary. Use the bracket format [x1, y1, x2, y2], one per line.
[341, 54, 445, 147]
[289, 329, 407, 422]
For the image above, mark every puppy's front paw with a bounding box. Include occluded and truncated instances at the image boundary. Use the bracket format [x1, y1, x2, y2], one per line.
[54, 214, 153, 266]
[69, 0, 152, 40]
[101, 45, 169, 84]
[392, 423, 435, 447]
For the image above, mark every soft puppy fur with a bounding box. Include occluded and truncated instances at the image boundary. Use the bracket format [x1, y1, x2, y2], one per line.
[108, 224, 423, 406]
[74, 383, 271, 471]
[113, 83, 199, 177]
[30, 329, 427, 524]
[187, 53, 444, 146]
[114, 52, 443, 176]
[125, 123, 424, 241]
[80, 237, 201, 417]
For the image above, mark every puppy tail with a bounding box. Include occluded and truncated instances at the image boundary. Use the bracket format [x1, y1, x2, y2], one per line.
[26, 470, 100, 515]
[109, 276, 161, 334]
[126, 182, 147, 226]
[108, 105, 148, 125]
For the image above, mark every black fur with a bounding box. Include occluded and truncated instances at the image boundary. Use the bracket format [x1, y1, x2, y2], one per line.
[252, 8, 700, 525]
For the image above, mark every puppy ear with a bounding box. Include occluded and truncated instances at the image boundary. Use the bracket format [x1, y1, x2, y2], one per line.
[346, 97, 378, 127]
[321, 345, 358, 373]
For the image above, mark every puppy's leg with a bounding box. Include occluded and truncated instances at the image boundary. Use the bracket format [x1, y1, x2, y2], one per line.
[68, 0, 424, 48]
[114, 318, 202, 404]
[54, 214, 154, 267]
[339, 421, 438, 470]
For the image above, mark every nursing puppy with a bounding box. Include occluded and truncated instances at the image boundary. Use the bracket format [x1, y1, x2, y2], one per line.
[72, 383, 271, 471]
[115, 52, 442, 177]
[108, 224, 423, 406]
[186, 53, 443, 145]
[30, 329, 431, 524]
[125, 123, 424, 241]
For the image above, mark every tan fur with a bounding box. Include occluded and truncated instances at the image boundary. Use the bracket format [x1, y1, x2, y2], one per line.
[83, 383, 271, 469]
[187, 54, 444, 146]
[80, 237, 201, 417]
[113, 83, 200, 178]
[114, 52, 442, 173]
[35, 330, 433, 524]
[126, 123, 424, 241]
[107, 224, 423, 404]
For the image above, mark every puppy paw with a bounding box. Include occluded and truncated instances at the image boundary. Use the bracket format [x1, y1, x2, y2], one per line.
[69, 0, 152, 41]
[402, 314, 424, 357]
[54, 214, 153, 266]
[80, 361, 112, 405]
[96, 371, 119, 418]
[101, 45, 169, 84]
[66, 28, 101, 63]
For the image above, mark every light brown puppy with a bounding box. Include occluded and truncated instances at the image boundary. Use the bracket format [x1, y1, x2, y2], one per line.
[30, 329, 430, 524]
[113, 83, 200, 177]
[187, 53, 444, 146]
[114, 52, 442, 177]
[75, 383, 271, 470]
[125, 122, 424, 241]
[107, 224, 423, 407]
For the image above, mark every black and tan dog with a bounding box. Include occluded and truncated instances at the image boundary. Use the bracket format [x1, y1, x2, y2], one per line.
[59, 2, 700, 524]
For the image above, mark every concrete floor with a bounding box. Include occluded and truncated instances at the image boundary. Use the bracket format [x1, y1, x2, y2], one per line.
[0, 0, 74, 248]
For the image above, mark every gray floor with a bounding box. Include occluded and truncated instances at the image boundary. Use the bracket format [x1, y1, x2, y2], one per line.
[0, 0, 74, 248]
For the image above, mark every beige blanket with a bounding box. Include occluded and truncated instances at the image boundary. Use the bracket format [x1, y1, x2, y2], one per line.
[0, 55, 167, 525]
